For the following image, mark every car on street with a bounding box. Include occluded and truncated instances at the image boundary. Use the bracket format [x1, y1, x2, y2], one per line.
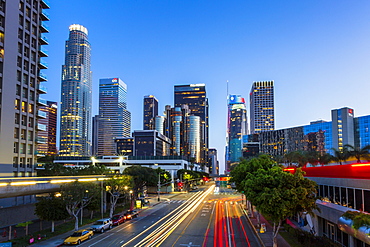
[124, 210, 139, 220]
[63, 229, 93, 245]
[90, 218, 112, 233]
[112, 214, 126, 225]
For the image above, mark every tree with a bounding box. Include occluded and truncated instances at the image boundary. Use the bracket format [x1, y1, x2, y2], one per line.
[34, 195, 69, 232]
[105, 175, 133, 218]
[60, 182, 100, 230]
[231, 155, 318, 247]
[317, 152, 333, 166]
[189, 157, 196, 171]
[331, 147, 350, 165]
[343, 144, 370, 163]
[122, 166, 157, 197]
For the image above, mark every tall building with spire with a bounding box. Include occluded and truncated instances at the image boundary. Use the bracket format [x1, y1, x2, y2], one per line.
[96, 78, 131, 156]
[250, 81, 275, 134]
[59, 24, 92, 156]
[226, 95, 247, 171]
[0, 0, 50, 177]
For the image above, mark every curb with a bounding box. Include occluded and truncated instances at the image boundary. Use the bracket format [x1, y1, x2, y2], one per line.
[239, 204, 265, 247]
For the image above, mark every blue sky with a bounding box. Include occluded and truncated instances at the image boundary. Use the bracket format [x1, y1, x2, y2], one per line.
[46, 1, 370, 173]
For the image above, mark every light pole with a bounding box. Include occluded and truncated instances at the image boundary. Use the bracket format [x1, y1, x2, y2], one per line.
[129, 190, 133, 211]
[157, 171, 161, 202]
[81, 190, 88, 225]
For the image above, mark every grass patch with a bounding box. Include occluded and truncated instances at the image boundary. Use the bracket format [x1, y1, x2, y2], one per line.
[2, 205, 130, 246]
[279, 230, 305, 247]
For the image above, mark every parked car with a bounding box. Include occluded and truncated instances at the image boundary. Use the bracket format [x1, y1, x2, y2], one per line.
[112, 214, 126, 225]
[63, 229, 93, 245]
[124, 210, 139, 220]
[138, 197, 150, 205]
[90, 218, 112, 233]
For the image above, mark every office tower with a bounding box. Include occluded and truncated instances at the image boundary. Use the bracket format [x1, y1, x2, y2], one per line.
[208, 148, 219, 175]
[0, 0, 50, 177]
[91, 115, 99, 156]
[37, 101, 57, 156]
[164, 104, 190, 157]
[155, 116, 165, 135]
[59, 24, 92, 156]
[115, 137, 134, 156]
[332, 107, 354, 151]
[250, 81, 275, 134]
[133, 130, 171, 156]
[97, 78, 131, 156]
[174, 84, 209, 167]
[188, 115, 201, 163]
[143, 95, 158, 130]
[226, 95, 247, 171]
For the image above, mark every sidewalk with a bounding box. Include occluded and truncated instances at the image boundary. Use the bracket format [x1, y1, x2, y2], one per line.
[241, 206, 291, 247]
[32, 193, 179, 246]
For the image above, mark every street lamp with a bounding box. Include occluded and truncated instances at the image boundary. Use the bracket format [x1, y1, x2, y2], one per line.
[157, 171, 161, 202]
[129, 190, 133, 211]
[81, 190, 89, 225]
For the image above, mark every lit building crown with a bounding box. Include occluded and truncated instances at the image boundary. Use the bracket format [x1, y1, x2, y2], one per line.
[69, 24, 88, 35]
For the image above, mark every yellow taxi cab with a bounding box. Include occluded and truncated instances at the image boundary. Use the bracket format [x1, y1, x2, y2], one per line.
[63, 229, 93, 245]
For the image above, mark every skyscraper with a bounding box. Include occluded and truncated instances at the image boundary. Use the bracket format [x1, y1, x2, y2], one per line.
[97, 78, 131, 156]
[250, 81, 275, 134]
[59, 24, 92, 156]
[332, 107, 354, 151]
[37, 101, 57, 156]
[143, 95, 158, 130]
[174, 84, 209, 167]
[0, 0, 50, 177]
[226, 95, 247, 170]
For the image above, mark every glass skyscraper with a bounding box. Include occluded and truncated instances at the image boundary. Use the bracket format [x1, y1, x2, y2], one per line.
[250, 81, 275, 134]
[143, 95, 158, 130]
[97, 78, 131, 156]
[59, 24, 92, 156]
[226, 95, 247, 170]
[37, 101, 57, 156]
[174, 84, 209, 167]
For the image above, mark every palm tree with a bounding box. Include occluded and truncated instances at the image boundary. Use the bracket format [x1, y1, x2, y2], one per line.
[343, 144, 370, 163]
[331, 147, 350, 165]
[317, 152, 333, 166]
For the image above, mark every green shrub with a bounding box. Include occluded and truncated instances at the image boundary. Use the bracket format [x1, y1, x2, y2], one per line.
[342, 211, 370, 229]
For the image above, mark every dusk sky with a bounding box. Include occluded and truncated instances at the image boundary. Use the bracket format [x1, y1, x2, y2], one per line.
[46, 1, 370, 172]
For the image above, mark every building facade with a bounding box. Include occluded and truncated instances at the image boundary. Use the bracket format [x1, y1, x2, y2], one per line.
[226, 95, 247, 171]
[97, 78, 131, 156]
[250, 107, 369, 159]
[37, 101, 57, 155]
[287, 164, 370, 247]
[143, 95, 158, 130]
[59, 24, 92, 157]
[0, 0, 50, 177]
[132, 130, 171, 157]
[174, 84, 209, 167]
[115, 137, 134, 156]
[249, 81, 275, 134]
[332, 107, 355, 151]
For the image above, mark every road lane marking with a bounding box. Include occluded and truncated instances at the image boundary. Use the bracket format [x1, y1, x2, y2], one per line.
[88, 233, 114, 246]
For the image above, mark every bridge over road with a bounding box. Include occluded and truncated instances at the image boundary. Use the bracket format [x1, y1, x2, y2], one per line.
[0, 175, 106, 199]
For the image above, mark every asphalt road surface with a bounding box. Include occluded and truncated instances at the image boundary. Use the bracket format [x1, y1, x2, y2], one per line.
[73, 183, 261, 247]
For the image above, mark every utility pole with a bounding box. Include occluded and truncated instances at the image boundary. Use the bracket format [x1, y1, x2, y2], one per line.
[157, 172, 161, 202]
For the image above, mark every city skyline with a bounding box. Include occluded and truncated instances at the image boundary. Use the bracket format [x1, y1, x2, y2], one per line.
[44, 0, 370, 172]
